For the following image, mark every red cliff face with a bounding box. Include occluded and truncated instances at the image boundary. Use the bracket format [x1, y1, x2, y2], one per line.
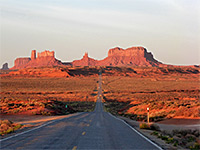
[37, 50, 55, 58]
[72, 46, 164, 67]
[11, 46, 166, 69]
[101, 47, 163, 66]
[31, 50, 36, 60]
[12, 50, 62, 69]
[13, 58, 31, 69]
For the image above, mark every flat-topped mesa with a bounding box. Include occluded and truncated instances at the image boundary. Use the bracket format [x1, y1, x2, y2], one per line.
[37, 50, 55, 58]
[14, 58, 31, 69]
[105, 46, 161, 66]
[108, 47, 147, 57]
[72, 46, 164, 67]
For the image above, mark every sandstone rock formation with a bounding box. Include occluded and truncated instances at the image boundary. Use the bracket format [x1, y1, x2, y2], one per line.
[13, 58, 31, 69]
[37, 50, 54, 58]
[102, 47, 163, 66]
[31, 50, 36, 60]
[72, 52, 98, 66]
[72, 46, 165, 67]
[12, 50, 62, 69]
[1, 63, 9, 70]
[11, 46, 169, 69]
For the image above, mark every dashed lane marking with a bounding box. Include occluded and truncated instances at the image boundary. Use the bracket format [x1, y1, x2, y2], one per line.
[72, 146, 77, 150]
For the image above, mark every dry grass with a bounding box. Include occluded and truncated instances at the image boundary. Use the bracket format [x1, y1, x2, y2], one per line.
[0, 77, 97, 92]
[0, 77, 98, 115]
[102, 76, 199, 92]
[0, 120, 23, 135]
[103, 75, 200, 121]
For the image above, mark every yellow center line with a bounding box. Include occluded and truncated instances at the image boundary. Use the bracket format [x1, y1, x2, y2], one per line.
[72, 146, 77, 150]
[82, 132, 86, 135]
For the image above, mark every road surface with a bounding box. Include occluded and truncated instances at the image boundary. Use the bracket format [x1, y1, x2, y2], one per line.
[1, 73, 161, 150]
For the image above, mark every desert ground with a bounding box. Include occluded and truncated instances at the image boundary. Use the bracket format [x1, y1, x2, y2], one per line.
[1, 66, 199, 119]
[0, 76, 97, 115]
[0, 66, 199, 149]
[103, 75, 199, 121]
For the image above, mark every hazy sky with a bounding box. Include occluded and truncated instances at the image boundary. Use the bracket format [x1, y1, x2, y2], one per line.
[1, 0, 199, 67]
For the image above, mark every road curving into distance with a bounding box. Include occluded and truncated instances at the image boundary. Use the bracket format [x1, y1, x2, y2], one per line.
[1, 72, 162, 150]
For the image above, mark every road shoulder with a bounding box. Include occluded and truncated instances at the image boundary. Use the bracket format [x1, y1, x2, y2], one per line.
[0, 113, 82, 140]
[118, 116, 177, 150]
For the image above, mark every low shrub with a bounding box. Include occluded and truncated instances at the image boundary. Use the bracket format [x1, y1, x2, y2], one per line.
[166, 137, 174, 144]
[190, 143, 200, 150]
[150, 123, 160, 131]
[151, 131, 159, 136]
[139, 123, 150, 129]
[151, 129, 200, 149]
[0, 120, 23, 135]
[13, 124, 22, 130]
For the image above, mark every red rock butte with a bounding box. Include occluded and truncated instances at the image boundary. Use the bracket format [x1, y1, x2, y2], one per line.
[72, 47, 164, 67]
[12, 50, 62, 69]
[11, 46, 166, 69]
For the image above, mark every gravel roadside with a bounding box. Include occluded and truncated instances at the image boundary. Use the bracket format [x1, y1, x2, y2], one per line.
[118, 116, 200, 150]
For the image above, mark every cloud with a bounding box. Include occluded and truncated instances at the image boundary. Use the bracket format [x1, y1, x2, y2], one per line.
[1, 0, 199, 66]
[0, 1, 173, 34]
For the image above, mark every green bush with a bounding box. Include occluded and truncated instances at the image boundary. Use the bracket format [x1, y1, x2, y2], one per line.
[167, 137, 174, 144]
[151, 131, 159, 136]
[5, 128, 14, 134]
[161, 136, 169, 141]
[13, 124, 22, 130]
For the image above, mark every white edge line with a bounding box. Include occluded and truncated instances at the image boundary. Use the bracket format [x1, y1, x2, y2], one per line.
[0, 112, 84, 142]
[108, 113, 163, 150]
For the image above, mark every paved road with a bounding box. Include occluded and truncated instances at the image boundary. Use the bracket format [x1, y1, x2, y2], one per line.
[1, 73, 161, 150]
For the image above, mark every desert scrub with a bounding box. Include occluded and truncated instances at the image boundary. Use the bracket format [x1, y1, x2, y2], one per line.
[0, 120, 23, 135]
[139, 123, 160, 131]
[65, 101, 96, 112]
[149, 123, 160, 131]
[151, 129, 200, 149]
[139, 123, 150, 129]
[103, 99, 131, 115]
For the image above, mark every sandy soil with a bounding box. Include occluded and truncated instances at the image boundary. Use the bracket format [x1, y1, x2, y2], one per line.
[157, 118, 200, 125]
[0, 114, 79, 125]
[119, 116, 200, 149]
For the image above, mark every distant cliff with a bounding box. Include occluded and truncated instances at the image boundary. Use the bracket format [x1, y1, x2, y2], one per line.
[12, 50, 62, 69]
[1, 63, 9, 70]
[11, 46, 168, 69]
[73, 47, 165, 67]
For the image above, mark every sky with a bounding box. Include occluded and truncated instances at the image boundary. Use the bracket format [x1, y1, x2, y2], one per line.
[0, 0, 199, 67]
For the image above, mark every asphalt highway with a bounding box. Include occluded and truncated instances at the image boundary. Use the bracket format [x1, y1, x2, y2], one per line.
[1, 73, 161, 150]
